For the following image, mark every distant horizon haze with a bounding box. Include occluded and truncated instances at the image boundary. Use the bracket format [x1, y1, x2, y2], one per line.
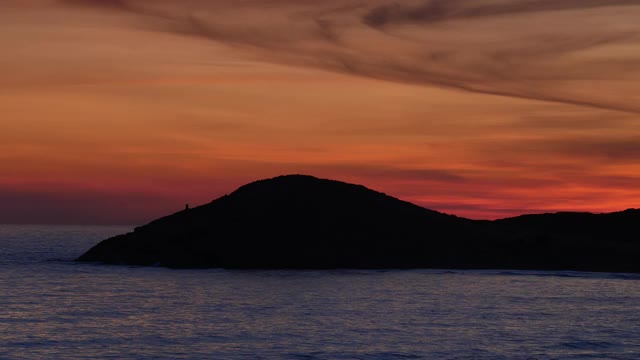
[1, 175, 638, 226]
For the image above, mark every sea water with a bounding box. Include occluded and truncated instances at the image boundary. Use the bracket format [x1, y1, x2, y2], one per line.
[1, 224, 639, 360]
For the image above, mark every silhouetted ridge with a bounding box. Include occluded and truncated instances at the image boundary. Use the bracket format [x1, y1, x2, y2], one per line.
[77, 175, 640, 272]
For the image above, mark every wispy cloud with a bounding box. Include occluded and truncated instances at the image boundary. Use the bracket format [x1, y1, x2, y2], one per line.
[363, 0, 639, 27]
[58, 0, 640, 113]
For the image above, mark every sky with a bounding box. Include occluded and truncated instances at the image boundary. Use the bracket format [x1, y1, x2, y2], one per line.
[2, 0, 640, 224]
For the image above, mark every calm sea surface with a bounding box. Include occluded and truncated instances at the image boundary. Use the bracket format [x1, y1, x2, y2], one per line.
[1, 224, 639, 360]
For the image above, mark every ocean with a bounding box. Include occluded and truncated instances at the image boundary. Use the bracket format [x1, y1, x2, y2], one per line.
[1, 224, 639, 360]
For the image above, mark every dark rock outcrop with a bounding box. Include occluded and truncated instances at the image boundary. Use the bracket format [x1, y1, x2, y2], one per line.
[77, 175, 640, 272]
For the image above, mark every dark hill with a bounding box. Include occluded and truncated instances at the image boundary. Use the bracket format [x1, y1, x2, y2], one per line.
[77, 175, 640, 272]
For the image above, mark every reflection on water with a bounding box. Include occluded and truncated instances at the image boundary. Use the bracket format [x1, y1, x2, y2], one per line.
[1, 225, 639, 360]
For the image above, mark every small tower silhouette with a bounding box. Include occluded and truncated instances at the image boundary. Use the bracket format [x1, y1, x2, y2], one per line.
[185, 204, 189, 211]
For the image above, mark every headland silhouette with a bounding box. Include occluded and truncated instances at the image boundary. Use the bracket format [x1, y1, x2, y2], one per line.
[77, 175, 640, 272]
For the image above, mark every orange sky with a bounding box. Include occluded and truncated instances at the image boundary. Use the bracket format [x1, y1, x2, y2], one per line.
[2, 0, 640, 224]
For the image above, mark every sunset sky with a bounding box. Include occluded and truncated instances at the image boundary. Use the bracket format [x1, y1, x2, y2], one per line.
[2, 0, 640, 224]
